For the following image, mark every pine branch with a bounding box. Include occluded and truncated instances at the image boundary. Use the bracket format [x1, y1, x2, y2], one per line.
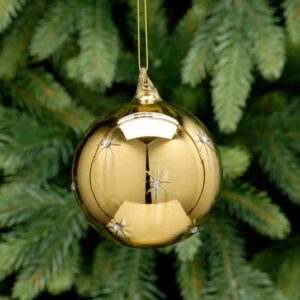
[247, 0, 285, 80]
[0, 0, 26, 33]
[176, 256, 206, 300]
[202, 216, 285, 300]
[114, 51, 137, 84]
[9, 191, 87, 300]
[262, 138, 300, 204]
[30, 0, 79, 60]
[0, 239, 27, 281]
[10, 68, 72, 111]
[234, 267, 286, 300]
[66, 0, 118, 88]
[0, 186, 87, 300]
[252, 243, 287, 280]
[0, 1, 44, 78]
[284, 0, 300, 44]
[0, 183, 68, 228]
[3, 68, 93, 134]
[222, 183, 290, 239]
[95, 248, 164, 300]
[253, 238, 300, 300]
[212, 6, 253, 133]
[171, 2, 208, 67]
[239, 103, 300, 205]
[182, 2, 223, 86]
[175, 233, 202, 262]
[219, 146, 251, 180]
[204, 217, 244, 300]
[0, 107, 74, 183]
[277, 242, 300, 300]
[75, 242, 115, 298]
[183, 0, 285, 132]
[46, 245, 80, 295]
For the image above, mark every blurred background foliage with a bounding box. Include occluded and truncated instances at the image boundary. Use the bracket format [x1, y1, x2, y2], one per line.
[0, 0, 300, 299]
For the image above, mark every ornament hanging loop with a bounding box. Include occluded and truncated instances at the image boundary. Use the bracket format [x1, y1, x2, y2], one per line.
[137, 0, 149, 71]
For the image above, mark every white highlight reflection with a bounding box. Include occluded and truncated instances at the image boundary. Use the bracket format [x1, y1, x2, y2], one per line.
[118, 112, 178, 140]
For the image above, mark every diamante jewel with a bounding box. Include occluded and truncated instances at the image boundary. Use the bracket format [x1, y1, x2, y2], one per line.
[106, 218, 131, 238]
[153, 179, 160, 189]
[101, 138, 111, 148]
[71, 182, 76, 191]
[191, 226, 198, 234]
[147, 169, 170, 203]
[114, 223, 123, 232]
[199, 134, 209, 143]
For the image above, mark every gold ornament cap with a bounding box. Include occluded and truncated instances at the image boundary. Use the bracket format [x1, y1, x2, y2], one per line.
[135, 67, 161, 104]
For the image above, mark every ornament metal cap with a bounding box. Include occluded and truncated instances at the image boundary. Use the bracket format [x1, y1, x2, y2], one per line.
[135, 67, 161, 104]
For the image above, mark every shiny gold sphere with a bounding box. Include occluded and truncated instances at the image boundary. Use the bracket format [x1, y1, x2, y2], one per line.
[72, 70, 221, 248]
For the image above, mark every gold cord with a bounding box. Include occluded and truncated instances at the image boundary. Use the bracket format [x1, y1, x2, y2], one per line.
[137, 0, 149, 71]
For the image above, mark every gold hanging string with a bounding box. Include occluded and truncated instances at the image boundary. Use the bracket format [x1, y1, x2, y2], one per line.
[137, 0, 149, 71]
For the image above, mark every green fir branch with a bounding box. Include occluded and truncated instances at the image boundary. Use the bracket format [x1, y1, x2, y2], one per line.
[277, 241, 300, 300]
[239, 103, 300, 205]
[222, 183, 290, 239]
[3, 68, 93, 134]
[261, 137, 300, 204]
[219, 146, 251, 180]
[0, 183, 68, 228]
[30, 0, 79, 60]
[253, 237, 300, 300]
[0, 187, 87, 300]
[284, 0, 300, 44]
[175, 233, 202, 262]
[202, 216, 285, 300]
[0, 107, 74, 183]
[66, 0, 118, 88]
[171, 2, 209, 68]
[212, 5, 253, 133]
[46, 245, 80, 295]
[0, 1, 44, 78]
[0, 239, 27, 281]
[10, 191, 87, 300]
[176, 256, 206, 300]
[0, 0, 26, 33]
[75, 242, 115, 298]
[11, 68, 72, 111]
[182, 2, 223, 86]
[247, 0, 285, 80]
[95, 248, 164, 300]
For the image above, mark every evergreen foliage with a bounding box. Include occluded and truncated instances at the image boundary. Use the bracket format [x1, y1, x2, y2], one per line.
[0, 0, 299, 299]
[0, 0, 26, 33]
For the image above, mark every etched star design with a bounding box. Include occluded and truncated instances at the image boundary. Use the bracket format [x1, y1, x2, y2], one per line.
[195, 130, 214, 153]
[106, 218, 131, 238]
[146, 169, 170, 203]
[99, 136, 120, 155]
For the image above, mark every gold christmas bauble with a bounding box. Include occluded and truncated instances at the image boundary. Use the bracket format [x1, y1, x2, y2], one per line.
[72, 69, 221, 248]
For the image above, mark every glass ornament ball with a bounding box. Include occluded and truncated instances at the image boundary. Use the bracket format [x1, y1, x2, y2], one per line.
[72, 71, 221, 248]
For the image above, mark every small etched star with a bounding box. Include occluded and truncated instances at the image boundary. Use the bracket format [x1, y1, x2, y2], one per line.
[199, 134, 209, 144]
[106, 218, 131, 238]
[195, 130, 214, 153]
[99, 136, 120, 154]
[147, 169, 170, 203]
